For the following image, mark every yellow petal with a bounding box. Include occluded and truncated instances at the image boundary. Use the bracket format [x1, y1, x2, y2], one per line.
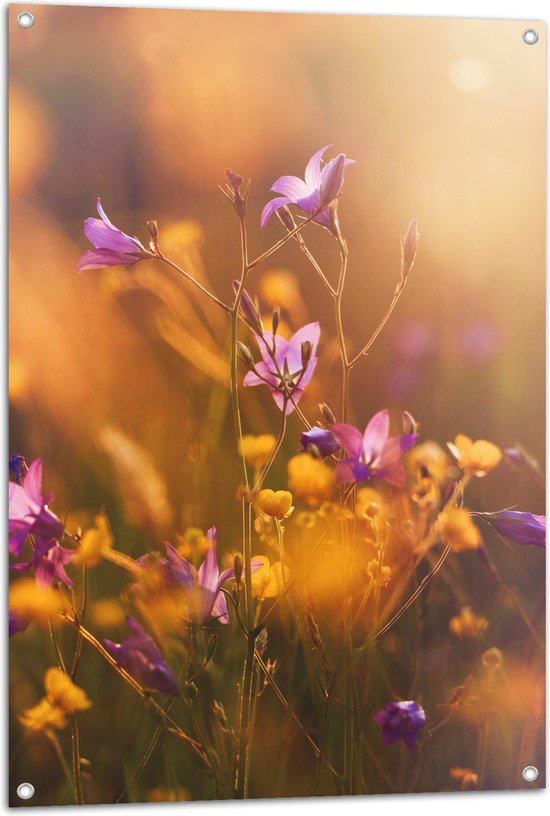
[260, 562, 290, 599]
[439, 507, 481, 552]
[44, 668, 92, 713]
[19, 698, 68, 732]
[256, 489, 293, 519]
[73, 514, 113, 566]
[9, 578, 68, 620]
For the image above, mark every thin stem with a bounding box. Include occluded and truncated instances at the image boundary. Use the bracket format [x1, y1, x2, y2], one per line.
[71, 715, 84, 805]
[158, 254, 231, 314]
[252, 403, 288, 493]
[349, 271, 408, 368]
[247, 213, 317, 270]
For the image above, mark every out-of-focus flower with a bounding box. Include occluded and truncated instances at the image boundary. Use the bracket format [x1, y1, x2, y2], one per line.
[447, 434, 502, 477]
[300, 427, 339, 458]
[8, 458, 64, 558]
[260, 146, 355, 235]
[238, 434, 277, 468]
[367, 559, 392, 588]
[19, 669, 91, 733]
[164, 528, 261, 625]
[255, 489, 294, 520]
[287, 453, 336, 506]
[44, 668, 92, 713]
[12, 542, 75, 588]
[9, 609, 30, 638]
[147, 787, 191, 803]
[9, 454, 26, 485]
[407, 440, 450, 485]
[331, 410, 417, 487]
[9, 578, 68, 621]
[374, 700, 426, 749]
[104, 615, 178, 695]
[449, 606, 489, 638]
[243, 322, 320, 415]
[19, 698, 69, 732]
[438, 507, 481, 552]
[450, 768, 479, 790]
[89, 598, 126, 629]
[73, 514, 114, 566]
[251, 555, 290, 599]
[259, 270, 306, 323]
[77, 198, 152, 272]
[174, 527, 210, 560]
[474, 509, 546, 549]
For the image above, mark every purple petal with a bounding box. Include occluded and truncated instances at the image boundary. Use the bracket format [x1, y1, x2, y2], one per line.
[330, 424, 364, 458]
[377, 434, 418, 467]
[198, 528, 221, 593]
[260, 196, 292, 228]
[83, 218, 140, 255]
[23, 459, 43, 505]
[304, 145, 332, 188]
[363, 410, 390, 463]
[335, 458, 369, 485]
[295, 188, 321, 217]
[254, 331, 289, 368]
[243, 362, 278, 389]
[77, 248, 142, 272]
[270, 175, 310, 201]
[285, 322, 321, 373]
[210, 590, 229, 624]
[373, 462, 407, 487]
[164, 543, 197, 588]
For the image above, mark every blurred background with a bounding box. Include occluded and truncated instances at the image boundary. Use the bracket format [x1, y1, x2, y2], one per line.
[9, 4, 545, 804]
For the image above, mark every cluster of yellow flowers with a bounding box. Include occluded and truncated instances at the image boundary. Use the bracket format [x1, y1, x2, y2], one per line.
[19, 668, 91, 732]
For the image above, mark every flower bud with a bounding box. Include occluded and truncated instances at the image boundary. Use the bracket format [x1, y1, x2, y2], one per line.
[301, 340, 313, 368]
[236, 342, 255, 369]
[276, 205, 296, 232]
[233, 554, 243, 585]
[272, 307, 281, 336]
[319, 403, 337, 425]
[232, 281, 262, 333]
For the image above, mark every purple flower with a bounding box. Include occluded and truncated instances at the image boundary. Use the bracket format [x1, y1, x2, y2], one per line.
[260, 146, 354, 235]
[104, 616, 178, 695]
[243, 322, 320, 415]
[164, 528, 261, 625]
[8, 459, 64, 558]
[76, 198, 152, 272]
[476, 510, 546, 549]
[300, 427, 339, 458]
[9, 610, 30, 638]
[374, 701, 426, 749]
[330, 410, 417, 487]
[9, 454, 26, 485]
[12, 542, 75, 588]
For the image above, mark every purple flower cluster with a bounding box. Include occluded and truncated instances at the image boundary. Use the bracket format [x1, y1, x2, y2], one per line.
[374, 700, 426, 748]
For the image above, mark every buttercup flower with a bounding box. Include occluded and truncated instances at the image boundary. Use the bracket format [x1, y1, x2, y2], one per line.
[77, 198, 152, 272]
[238, 434, 277, 468]
[9, 458, 64, 558]
[243, 322, 320, 414]
[260, 146, 355, 235]
[255, 489, 294, 520]
[475, 509, 546, 549]
[19, 668, 91, 733]
[331, 410, 417, 487]
[447, 434, 502, 477]
[9, 578, 68, 621]
[104, 616, 178, 695]
[72, 514, 114, 566]
[250, 555, 290, 599]
[164, 528, 261, 625]
[374, 700, 426, 748]
[287, 453, 336, 505]
[449, 606, 489, 639]
[300, 427, 339, 458]
[438, 507, 481, 552]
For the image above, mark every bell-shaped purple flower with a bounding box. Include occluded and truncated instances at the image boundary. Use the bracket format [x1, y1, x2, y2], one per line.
[104, 616, 178, 695]
[12, 542, 75, 588]
[331, 410, 417, 487]
[77, 198, 152, 272]
[476, 510, 546, 549]
[261, 146, 354, 235]
[9, 610, 30, 638]
[374, 700, 426, 749]
[300, 427, 339, 458]
[164, 528, 261, 625]
[8, 459, 64, 558]
[9, 454, 26, 485]
[243, 323, 321, 415]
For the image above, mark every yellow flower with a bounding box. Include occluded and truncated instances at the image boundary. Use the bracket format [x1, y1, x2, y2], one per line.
[287, 453, 336, 506]
[447, 434, 502, 477]
[72, 514, 113, 566]
[255, 489, 294, 520]
[19, 698, 68, 732]
[175, 527, 210, 559]
[449, 606, 489, 638]
[238, 434, 277, 468]
[44, 668, 92, 713]
[89, 598, 126, 629]
[251, 556, 290, 599]
[367, 559, 392, 588]
[147, 786, 190, 802]
[450, 768, 479, 790]
[9, 578, 68, 620]
[259, 269, 303, 315]
[438, 507, 481, 552]
[407, 440, 450, 484]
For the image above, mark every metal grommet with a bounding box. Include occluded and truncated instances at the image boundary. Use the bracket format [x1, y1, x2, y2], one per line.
[17, 11, 35, 29]
[17, 783, 35, 800]
[522, 28, 539, 45]
[522, 765, 539, 782]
